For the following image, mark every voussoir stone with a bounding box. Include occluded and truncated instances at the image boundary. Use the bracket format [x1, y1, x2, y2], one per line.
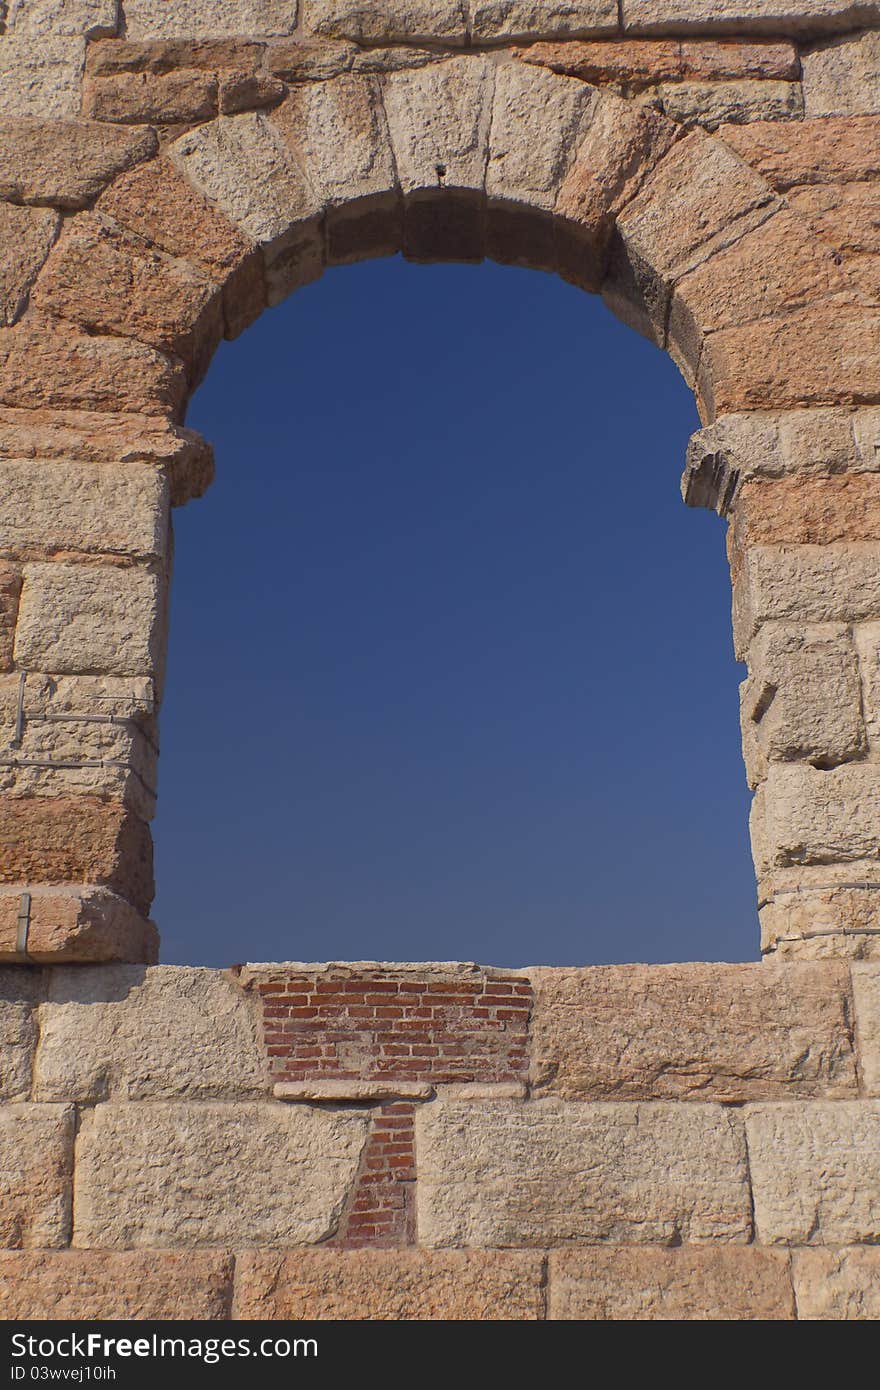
[272, 74, 397, 208]
[487, 62, 597, 213]
[383, 56, 494, 197]
[234, 1249, 545, 1319]
[548, 1247, 795, 1320]
[14, 563, 164, 680]
[416, 1098, 751, 1246]
[0, 1250, 233, 1321]
[0, 1104, 73, 1249]
[747, 1101, 880, 1244]
[0, 120, 157, 210]
[34, 966, 267, 1102]
[0, 205, 59, 329]
[0, 968, 44, 1103]
[73, 1101, 368, 1248]
[793, 1247, 880, 1319]
[803, 30, 880, 117]
[122, 0, 299, 38]
[529, 962, 857, 1101]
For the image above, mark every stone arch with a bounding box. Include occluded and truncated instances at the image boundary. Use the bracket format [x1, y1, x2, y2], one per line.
[2, 32, 880, 965]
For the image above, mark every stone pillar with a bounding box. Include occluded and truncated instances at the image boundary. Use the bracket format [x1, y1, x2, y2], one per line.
[685, 407, 880, 960]
[0, 415, 213, 963]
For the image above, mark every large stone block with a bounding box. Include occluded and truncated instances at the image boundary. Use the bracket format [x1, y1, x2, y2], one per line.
[0, 798, 154, 916]
[655, 78, 801, 129]
[486, 62, 596, 213]
[14, 563, 164, 680]
[747, 1101, 880, 1244]
[235, 1249, 544, 1319]
[73, 1101, 368, 1248]
[384, 57, 493, 197]
[123, 0, 298, 37]
[529, 962, 857, 1102]
[0, 38, 85, 119]
[622, 1, 880, 34]
[0, 205, 59, 329]
[35, 966, 267, 1102]
[416, 1099, 751, 1246]
[470, 2, 617, 40]
[753, 764, 880, 870]
[732, 474, 880, 551]
[757, 864, 880, 960]
[0, 120, 157, 211]
[0, 968, 43, 1103]
[793, 1247, 880, 1319]
[0, 323, 186, 418]
[853, 965, 880, 1096]
[5, 0, 118, 36]
[732, 543, 880, 658]
[739, 623, 865, 780]
[0, 565, 21, 674]
[803, 30, 880, 117]
[0, 888, 157, 964]
[720, 115, 880, 190]
[274, 75, 397, 208]
[0, 1103, 73, 1248]
[0, 1250, 233, 1320]
[32, 215, 223, 368]
[548, 1247, 794, 1320]
[0, 459, 168, 561]
[307, 0, 467, 43]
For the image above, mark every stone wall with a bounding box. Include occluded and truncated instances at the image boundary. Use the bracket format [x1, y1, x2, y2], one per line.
[0, 959, 877, 1319]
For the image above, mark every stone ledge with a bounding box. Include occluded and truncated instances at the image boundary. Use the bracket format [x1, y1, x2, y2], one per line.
[274, 1079, 434, 1101]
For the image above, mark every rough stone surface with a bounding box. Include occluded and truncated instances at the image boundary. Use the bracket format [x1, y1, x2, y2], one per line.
[14, 563, 164, 679]
[529, 962, 857, 1101]
[0, 798, 154, 915]
[733, 543, 880, 658]
[803, 30, 880, 117]
[720, 115, 880, 189]
[0, 1251, 233, 1320]
[0, 968, 43, 1102]
[272, 73, 397, 214]
[732, 474, 880, 550]
[0, 38, 86, 119]
[487, 62, 596, 212]
[853, 965, 880, 1096]
[0, 1104, 73, 1248]
[0, 205, 58, 330]
[5, 0, 118, 36]
[0, 565, 21, 674]
[0, 323, 186, 418]
[0, 459, 168, 561]
[793, 1247, 880, 1319]
[622, 1, 880, 34]
[549, 1247, 795, 1319]
[747, 1101, 880, 1245]
[307, 0, 467, 43]
[35, 966, 267, 1101]
[0, 121, 156, 210]
[471, 1, 617, 40]
[417, 1099, 751, 1246]
[384, 57, 493, 197]
[0, 889, 158, 964]
[754, 764, 880, 870]
[123, 0, 298, 38]
[655, 78, 802, 128]
[235, 1248, 544, 1318]
[73, 1101, 368, 1247]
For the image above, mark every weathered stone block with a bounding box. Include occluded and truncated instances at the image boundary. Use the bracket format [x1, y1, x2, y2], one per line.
[720, 115, 880, 190]
[548, 1247, 794, 1319]
[732, 474, 880, 550]
[35, 966, 267, 1102]
[733, 543, 880, 657]
[681, 40, 800, 80]
[754, 764, 880, 870]
[0, 323, 186, 417]
[384, 56, 493, 197]
[235, 1249, 544, 1318]
[655, 79, 802, 129]
[0, 459, 168, 561]
[417, 1099, 751, 1246]
[14, 563, 164, 680]
[0, 888, 157, 964]
[747, 1101, 880, 1244]
[758, 864, 880, 959]
[852, 964, 880, 1096]
[0, 566, 21, 674]
[0, 968, 43, 1103]
[803, 30, 880, 117]
[123, 0, 298, 38]
[788, 181, 880, 258]
[470, 1, 617, 40]
[0, 205, 58, 329]
[0, 120, 157, 210]
[529, 961, 857, 1101]
[73, 1101, 367, 1247]
[0, 1104, 73, 1248]
[5, 0, 118, 35]
[622, 1, 880, 35]
[793, 1247, 880, 1319]
[520, 36, 682, 86]
[274, 75, 397, 208]
[740, 623, 865, 778]
[0, 38, 85, 119]
[82, 68, 219, 124]
[487, 62, 596, 214]
[307, 0, 467, 43]
[0, 1250, 233, 1320]
[0, 798, 153, 916]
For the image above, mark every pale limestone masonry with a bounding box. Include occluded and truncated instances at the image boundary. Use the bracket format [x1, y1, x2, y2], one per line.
[2, 0, 880, 1321]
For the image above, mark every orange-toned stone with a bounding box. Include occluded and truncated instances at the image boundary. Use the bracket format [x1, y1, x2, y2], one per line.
[0, 798, 154, 916]
[0, 890, 158, 965]
[0, 321, 187, 418]
[31, 214, 223, 371]
[681, 40, 799, 81]
[787, 182, 880, 256]
[0, 1251, 232, 1320]
[519, 39, 681, 88]
[0, 204, 59, 329]
[0, 565, 21, 674]
[0, 119, 157, 210]
[719, 116, 880, 189]
[85, 37, 264, 76]
[219, 71, 287, 114]
[233, 1249, 544, 1320]
[732, 474, 880, 550]
[82, 69, 219, 124]
[0, 1105, 73, 1250]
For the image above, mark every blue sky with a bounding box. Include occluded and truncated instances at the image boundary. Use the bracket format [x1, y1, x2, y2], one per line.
[153, 256, 757, 968]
